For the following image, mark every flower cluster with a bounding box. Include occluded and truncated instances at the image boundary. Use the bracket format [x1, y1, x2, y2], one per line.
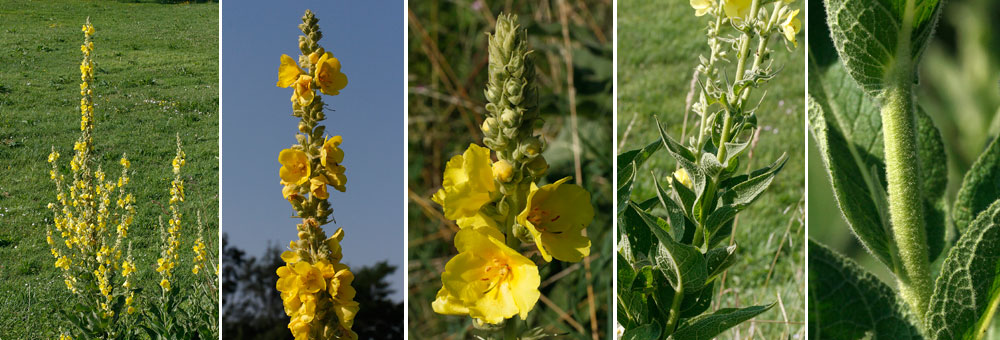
[431, 14, 595, 332]
[45, 19, 137, 332]
[274, 10, 359, 340]
[156, 135, 186, 293]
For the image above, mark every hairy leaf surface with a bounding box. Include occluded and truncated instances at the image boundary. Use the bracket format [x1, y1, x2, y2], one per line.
[925, 200, 1000, 340]
[824, 0, 943, 95]
[953, 138, 1000, 234]
[808, 240, 923, 339]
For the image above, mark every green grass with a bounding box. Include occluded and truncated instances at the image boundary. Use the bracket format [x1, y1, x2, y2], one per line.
[0, 1, 218, 338]
[617, 1, 805, 338]
[407, 1, 613, 339]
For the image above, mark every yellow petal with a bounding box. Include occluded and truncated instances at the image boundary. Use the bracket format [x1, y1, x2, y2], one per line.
[277, 54, 302, 88]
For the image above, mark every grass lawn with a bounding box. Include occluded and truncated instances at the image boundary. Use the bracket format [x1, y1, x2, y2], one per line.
[617, 1, 805, 338]
[0, 1, 218, 338]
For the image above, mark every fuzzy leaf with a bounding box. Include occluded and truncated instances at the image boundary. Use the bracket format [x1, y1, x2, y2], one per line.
[668, 303, 775, 340]
[621, 202, 655, 260]
[925, 200, 1000, 340]
[618, 140, 662, 213]
[720, 153, 788, 209]
[644, 202, 707, 292]
[953, 138, 1000, 234]
[824, 0, 944, 95]
[705, 244, 738, 282]
[653, 175, 688, 242]
[808, 240, 923, 339]
[623, 322, 661, 340]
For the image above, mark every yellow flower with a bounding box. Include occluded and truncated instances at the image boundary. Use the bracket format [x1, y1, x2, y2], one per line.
[281, 250, 301, 264]
[723, 0, 753, 19]
[159, 279, 171, 291]
[432, 144, 496, 220]
[281, 182, 299, 202]
[691, 0, 715, 16]
[291, 74, 315, 106]
[456, 212, 499, 230]
[432, 226, 540, 324]
[315, 52, 348, 96]
[334, 300, 360, 329]
[288, 315, 311, 340]
[492, 160, 514, 183]
[278, 149, 311, 185]
[276, 54, 304, 88]
[55, 256, 71, 270]
[517, 177, 593, 262]
[321, 136, 345, 169]
[673, 168, 693, 188]
[310, 175, 329, 199]
[781, 9, 801, 47]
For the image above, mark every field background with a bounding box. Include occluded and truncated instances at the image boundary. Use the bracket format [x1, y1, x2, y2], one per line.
[407, 1, 613, 339]
[807, 0, 1000, 332]
[0, 1, 219, 338]
[617, 1, 806, 338]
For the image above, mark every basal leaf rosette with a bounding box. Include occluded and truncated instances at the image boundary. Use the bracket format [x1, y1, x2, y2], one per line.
[432, 226, 540, 325]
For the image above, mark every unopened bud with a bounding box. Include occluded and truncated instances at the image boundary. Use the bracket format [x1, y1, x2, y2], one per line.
[513, 223, 533, 244]
[501, 108, 519, 127]
[298, 122, 310, 133]
[492, 160, 514, 183]
[482, 117, 496, 134]
[526, 156, 548, 177]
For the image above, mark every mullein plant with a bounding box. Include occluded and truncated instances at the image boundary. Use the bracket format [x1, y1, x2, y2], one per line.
[46, 19, 139, 340]
[142, 135, 220, 339]
[273, 9, 359, 340]
[616, 0, 799, 338]
[809, 0, 1000, 338]
[429, 13, 596, 339]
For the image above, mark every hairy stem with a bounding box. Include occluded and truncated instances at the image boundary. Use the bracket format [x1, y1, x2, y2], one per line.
[881, 0, 932, 322]
[665, 285, 685, 334]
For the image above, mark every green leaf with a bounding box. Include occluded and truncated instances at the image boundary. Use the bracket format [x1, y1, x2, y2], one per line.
[623, 322, 661, 340]
[618, 264, 655, 326]
[808, 240, 923, 339]
[653, 175, 688, 242]
[720, 153, 788, 209]
[925, 200, 1000, 340]
[705, 244, 738, 282]
[808, 90, 894, 267]
[668, 303, 775, 340]
[657, 117, 705, 202]
[618, 160, 639, 214]
[621, 203, 655, 261]
[824, 0, 944, 95]
[618, 139, 663, 214]
[644, 202, 708, 292]
[953, 138, 1000, 234]
[679, 281, 715, 318]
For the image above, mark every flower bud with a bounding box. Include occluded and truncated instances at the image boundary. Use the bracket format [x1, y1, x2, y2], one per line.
[298, 122, 310, 133]
[527, 156, 548, 177]
[492, 160, 514, 183]
[481, 117, 496, 134]
[520, 137, 542, 158]
[501, 108, 519, 127]
[513, 223, 533, 244]
[297, 230, 309, 240]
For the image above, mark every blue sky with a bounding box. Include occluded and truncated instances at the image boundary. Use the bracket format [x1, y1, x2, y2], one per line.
[221, 1, 403, 301]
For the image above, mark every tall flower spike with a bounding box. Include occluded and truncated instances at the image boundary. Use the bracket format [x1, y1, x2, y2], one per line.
[274, 10, 358, 340]
[47, 19, 138, 335]
[482, 14, 543, 176]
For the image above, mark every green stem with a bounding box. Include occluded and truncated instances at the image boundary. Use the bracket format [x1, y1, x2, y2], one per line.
[664, 285, 685, 334]
[974, 294, 1000, 340]
[881, 0, 932, 322]
[882, 72, 932, 320]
